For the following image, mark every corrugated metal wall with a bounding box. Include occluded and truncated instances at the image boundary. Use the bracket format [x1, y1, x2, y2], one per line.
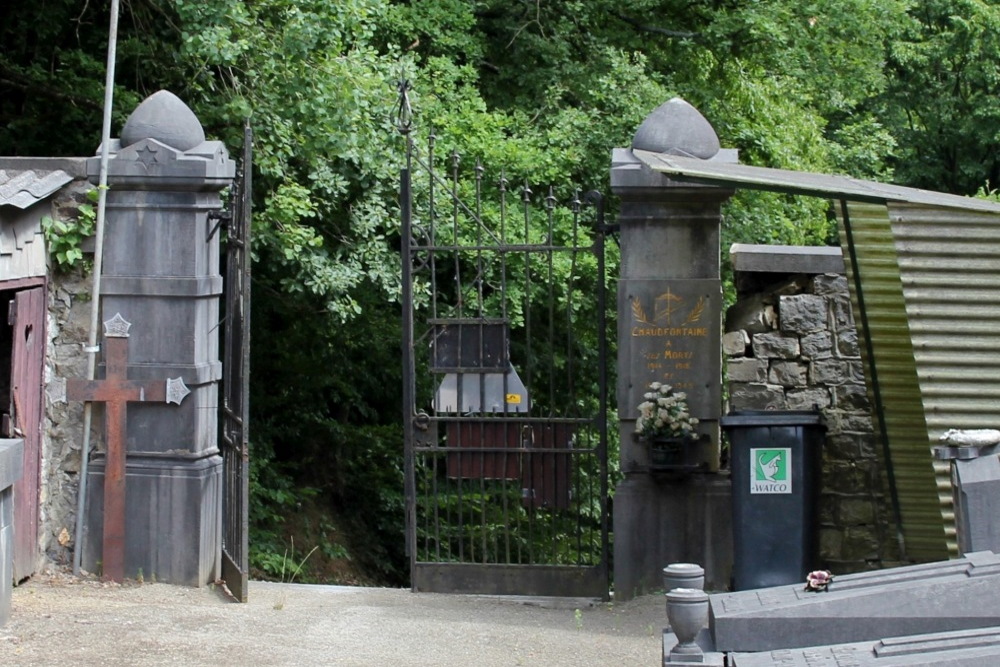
[887, 202, 1000, 554]
[838, 201, 950, 561]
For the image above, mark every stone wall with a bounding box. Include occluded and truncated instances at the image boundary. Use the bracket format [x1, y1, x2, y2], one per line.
[41, 179, 92, 568]
[723, 245, 900, 573]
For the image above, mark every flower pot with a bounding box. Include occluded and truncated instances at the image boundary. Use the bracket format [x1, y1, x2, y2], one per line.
[646, 436, 701, 474]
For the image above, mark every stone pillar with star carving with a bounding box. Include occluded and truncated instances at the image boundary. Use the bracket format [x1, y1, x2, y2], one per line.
[80, 90, 234, 585]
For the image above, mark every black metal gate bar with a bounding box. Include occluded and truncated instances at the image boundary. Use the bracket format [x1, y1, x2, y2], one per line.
[220, 122, 252, 602]
[400, 83, 609, 597]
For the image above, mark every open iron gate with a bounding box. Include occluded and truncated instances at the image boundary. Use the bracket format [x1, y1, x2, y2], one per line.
[219, 123, 252, 602]
[399, 87, 611, 598]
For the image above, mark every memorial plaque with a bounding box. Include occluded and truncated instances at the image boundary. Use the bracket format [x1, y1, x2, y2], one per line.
[730, 626, 1000, 666]
[711, 551, 1000, 652]
[619, 279, 721, 418]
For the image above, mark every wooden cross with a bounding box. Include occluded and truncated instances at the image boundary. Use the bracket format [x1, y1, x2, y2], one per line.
[67, 313, 189, 582]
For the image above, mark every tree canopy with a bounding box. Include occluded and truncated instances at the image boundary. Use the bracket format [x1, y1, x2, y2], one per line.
[3, 0, 999, 583]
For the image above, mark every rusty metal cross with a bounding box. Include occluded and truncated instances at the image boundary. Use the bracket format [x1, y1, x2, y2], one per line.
[67, 313, 189, 582]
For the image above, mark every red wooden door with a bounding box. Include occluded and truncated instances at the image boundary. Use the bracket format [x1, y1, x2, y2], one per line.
[9, 287, 44, 581]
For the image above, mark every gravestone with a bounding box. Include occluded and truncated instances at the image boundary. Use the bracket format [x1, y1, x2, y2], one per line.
[934, 429, 1000, 555]
[729, 627, 1000, 666]
[611, 98, 738, 598]
[79, 91, 233, 585]
[710, 551, 1000, 652]
[0, 438, 23, 626]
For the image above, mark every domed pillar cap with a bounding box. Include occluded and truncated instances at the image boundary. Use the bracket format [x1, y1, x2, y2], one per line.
[120, 90, 206, 152]
[631, 98, 720, 159]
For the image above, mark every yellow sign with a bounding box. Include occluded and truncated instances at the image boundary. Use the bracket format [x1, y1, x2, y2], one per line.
[506, 393, 522, 404]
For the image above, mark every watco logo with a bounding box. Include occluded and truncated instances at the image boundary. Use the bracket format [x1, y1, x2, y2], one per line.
[750, 448, 792, 495]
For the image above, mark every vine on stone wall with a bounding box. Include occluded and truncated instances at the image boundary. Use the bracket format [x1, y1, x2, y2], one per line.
[41, 187, 98, 271]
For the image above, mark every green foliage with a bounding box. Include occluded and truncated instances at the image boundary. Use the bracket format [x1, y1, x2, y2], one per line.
[41, 188, 99, 271]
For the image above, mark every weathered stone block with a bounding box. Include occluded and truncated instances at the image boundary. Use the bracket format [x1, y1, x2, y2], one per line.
[837, 329, 860, 357]
[824, 463, 872, 494]
[811, 273, 848, 295]
[846, 360, 865, 383]
[779, 294, 828, 334]
[728, 383, 786, 411]
[722, 330, 750, 357]
[810, 358, 850, 385]
[831, 294, 855, 328]
[835, 384, 870, 410]
[842, 413, 875, 433]
[725, 295, 777, 335]
[819, 527, 844, 559]
[768, 360, 808, 387]
[818, 495, 837, 524]
[839, 498, 877, 526]
[824, 433, 861, 460]
[786, 387, 831, 410]
[842, 526, 880, 560]
[799, 331, 833, 360]
[727, 358, 766, 383]
[752, 332, 800, 360]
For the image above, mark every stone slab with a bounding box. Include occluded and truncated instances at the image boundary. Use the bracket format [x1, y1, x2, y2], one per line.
[729, 626, 1000, 666]
[730, 244, 845, 275]
[711, 551, 1000, 652]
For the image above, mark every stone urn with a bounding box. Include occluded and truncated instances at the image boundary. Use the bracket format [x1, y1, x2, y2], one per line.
[666, 588, 709, 662]
[663, 562, 705, 593]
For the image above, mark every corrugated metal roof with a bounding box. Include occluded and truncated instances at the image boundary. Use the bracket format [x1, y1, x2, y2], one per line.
[633, 150, 1000, 213]
[0, 168, 74, 209]
[837, 202, 950, 560]
[888, 202, 1000, 555]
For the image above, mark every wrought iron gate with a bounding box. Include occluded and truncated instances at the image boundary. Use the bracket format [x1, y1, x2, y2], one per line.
[399, 87, 610, 598]
[219, 123, 252, 602]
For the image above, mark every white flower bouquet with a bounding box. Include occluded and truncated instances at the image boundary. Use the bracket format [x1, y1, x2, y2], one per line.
[635, 382, 699, 440]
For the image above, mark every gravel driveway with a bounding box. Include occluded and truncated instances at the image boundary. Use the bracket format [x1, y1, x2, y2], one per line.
[0, 572, 664, 666]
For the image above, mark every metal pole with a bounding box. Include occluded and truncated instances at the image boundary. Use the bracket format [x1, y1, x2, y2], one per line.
[73, 0, 120, 576]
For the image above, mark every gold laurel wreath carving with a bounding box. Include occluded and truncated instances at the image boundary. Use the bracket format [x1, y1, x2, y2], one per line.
[632, 297, 652, 324]
[682, 297, 706, 325]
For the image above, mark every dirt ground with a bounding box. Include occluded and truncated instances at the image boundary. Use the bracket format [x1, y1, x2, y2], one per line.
[0, 571, 666, 666]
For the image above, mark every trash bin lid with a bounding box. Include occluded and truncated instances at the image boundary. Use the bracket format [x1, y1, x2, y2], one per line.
[720, 410, 825, 428]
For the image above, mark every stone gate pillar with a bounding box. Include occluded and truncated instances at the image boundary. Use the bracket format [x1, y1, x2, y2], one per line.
[81, 91, 234, 585]
[611, 99, 735, 598]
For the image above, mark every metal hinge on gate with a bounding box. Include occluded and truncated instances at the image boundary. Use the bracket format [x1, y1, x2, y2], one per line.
[207, 209, 231, 242]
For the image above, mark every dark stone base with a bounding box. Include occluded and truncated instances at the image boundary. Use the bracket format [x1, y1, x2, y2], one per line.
[613, 472, 732, 600]
[83, 454, 222, 586]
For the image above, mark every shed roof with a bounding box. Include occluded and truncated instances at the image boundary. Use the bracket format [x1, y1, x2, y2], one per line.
[0, 168, 74, 209]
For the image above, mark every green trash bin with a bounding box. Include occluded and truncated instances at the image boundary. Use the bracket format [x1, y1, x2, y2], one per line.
[721, 410, 825, 591]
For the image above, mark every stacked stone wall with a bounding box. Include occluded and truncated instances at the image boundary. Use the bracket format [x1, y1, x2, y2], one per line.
[724, 269, 900, 573]
[41, 181, 92, 568]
